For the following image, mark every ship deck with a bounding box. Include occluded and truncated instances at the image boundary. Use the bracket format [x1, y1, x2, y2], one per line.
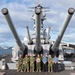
[0, 70, 75, 75]
[0, 54, 75, 75]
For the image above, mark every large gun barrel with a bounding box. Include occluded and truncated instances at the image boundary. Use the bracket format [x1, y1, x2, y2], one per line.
[1, 8, 25, 51]
[26, 26, 33, 44]
[52, 7, 75, 52]
[34, 5, 42, 53]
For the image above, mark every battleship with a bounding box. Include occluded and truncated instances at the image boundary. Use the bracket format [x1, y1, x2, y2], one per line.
[0, 1, 75, 75]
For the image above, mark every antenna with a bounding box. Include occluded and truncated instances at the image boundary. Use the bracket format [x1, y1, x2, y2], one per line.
[37, 0, 40, 5]
[35, 0, 40, 6]
[28, 0, 41, 11]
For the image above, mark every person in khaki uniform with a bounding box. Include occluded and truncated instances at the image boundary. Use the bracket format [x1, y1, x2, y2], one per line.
[17, 54, 23, 72]
[48, 55, 53, 72]
[23, 54, 29, 72]
[30, 54, 35, 72]
[36, 54, 41, 72]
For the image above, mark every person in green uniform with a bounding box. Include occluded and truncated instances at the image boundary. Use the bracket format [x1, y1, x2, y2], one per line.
[17, 54, 23, 72]
[36, 54, 41, 72]
[30, 54, 35, 72]
[23, 54, 29, 72]
[48, 55, 53, 72]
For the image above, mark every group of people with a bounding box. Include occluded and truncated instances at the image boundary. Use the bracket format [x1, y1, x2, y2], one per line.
[17, 53, 59, 72]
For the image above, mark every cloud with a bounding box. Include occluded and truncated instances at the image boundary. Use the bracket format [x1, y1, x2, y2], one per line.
[0, 0, 75, 46]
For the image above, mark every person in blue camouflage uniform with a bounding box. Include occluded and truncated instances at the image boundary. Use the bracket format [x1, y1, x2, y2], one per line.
[52, 55, 59, 72]
[42, 55, 48, 72]
[40, 54, 43, 71]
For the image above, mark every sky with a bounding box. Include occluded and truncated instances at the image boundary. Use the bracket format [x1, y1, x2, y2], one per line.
[0, 0, 75, 47]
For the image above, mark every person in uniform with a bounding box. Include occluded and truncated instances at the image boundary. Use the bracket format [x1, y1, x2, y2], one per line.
[23, 54, 29, 72]
[30, 54, 35, 72]
[40, 54, 43, 71]
[48, 55, 53, 72]
[36, 54, 41, 72]
[52, 55, 58, 72]
[42, 55, 48, 72]
[17, 54, 23, 72]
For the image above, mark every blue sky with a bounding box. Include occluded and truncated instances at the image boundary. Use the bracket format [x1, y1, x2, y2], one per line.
[0, 0, 75, 47]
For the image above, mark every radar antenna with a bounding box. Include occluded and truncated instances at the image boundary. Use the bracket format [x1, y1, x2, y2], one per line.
[37, 0, 40, 5]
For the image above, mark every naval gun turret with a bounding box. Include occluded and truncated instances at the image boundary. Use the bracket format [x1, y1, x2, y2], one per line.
[1, 8, 28, 58]
[50, 8, 75, 56]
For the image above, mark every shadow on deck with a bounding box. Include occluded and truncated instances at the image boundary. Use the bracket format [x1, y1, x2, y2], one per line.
[0, 70, 75, 75]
